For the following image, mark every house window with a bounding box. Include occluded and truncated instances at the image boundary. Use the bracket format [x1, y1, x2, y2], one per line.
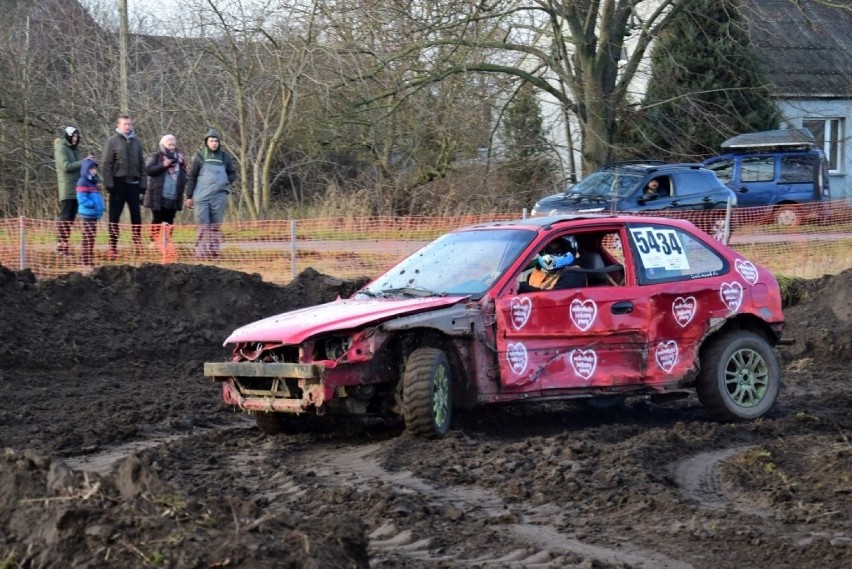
[803, 118, 843, 173]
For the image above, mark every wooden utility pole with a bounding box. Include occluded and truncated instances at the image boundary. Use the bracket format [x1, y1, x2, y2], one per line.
[118, 0, 129, 113]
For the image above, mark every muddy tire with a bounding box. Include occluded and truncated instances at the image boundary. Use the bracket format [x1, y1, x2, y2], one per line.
[697, 331, 779, 421]
[402, 348, 452, 438]
[253, 412, 314, 435]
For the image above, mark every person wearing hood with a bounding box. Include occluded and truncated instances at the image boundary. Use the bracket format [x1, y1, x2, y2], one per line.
[184, 128, 237, 259]
[144, 134, 187, 246]
[54, 126, 93, 256]
[102, 114, 146, 259]
[75, 158, 105, 267]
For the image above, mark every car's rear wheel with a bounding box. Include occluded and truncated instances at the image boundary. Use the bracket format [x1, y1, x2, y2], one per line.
[697, 331, 779, 421]
[774, 205, 801, 226]
[402, 348, 452, 438]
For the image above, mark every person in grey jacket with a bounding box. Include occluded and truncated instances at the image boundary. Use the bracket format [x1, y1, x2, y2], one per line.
[102, 114, 146, 258]
[184, 128, 237, 259]
[54, 126, 92, 256]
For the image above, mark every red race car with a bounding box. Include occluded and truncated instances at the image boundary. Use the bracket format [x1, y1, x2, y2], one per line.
[205, 214, 785, 438]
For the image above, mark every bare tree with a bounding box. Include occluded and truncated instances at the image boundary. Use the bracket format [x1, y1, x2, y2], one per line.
[342, 0, 711, 174]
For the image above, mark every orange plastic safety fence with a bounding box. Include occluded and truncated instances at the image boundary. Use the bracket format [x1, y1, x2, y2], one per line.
[1, 205, 849, 283]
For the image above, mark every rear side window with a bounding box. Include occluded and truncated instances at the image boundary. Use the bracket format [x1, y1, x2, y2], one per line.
[707, 159, 734, 184]
[780, 155, 815, 183]
[741, 157, 775, 182]
[628, 225, 726, 283]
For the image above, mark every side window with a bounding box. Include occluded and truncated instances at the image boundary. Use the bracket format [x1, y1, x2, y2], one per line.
[741, 156, 775, 182]
[707, 159, 734, 184]
[780, 155, 815, 183]
[628, 225, 726, 283]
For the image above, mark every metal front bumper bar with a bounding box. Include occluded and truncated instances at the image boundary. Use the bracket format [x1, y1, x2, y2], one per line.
[204, 361, 328, 413]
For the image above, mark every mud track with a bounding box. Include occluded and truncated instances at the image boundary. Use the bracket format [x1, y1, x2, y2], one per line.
[1, 264, 851, 568]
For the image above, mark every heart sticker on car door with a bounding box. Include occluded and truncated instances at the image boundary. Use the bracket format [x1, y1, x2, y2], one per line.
[510, 296, 532, 330]
[672, 296, 696, 327]
[655, 340, 679, 373]
[570, 349, 597, 381]
[507, 342, 528, 375]
[570, 298, 597, 331]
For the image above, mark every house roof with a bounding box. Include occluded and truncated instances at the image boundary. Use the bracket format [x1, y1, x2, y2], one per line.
[740, 0, 852, 99]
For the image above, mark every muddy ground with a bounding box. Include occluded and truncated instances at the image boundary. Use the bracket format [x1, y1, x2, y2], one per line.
[0, 263, 850, 568]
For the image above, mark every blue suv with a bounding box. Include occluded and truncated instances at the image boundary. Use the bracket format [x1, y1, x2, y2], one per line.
[531, 162, 736, 217]
[703, 129, 830, 225]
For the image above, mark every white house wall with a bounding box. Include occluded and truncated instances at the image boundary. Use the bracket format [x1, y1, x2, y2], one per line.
[777, 100, 852, 200]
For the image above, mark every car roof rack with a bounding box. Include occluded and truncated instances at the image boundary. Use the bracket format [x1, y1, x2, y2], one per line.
[721, 129, 816, 151]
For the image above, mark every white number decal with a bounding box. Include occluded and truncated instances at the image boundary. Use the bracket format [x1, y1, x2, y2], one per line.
[630, 227, 689, 270]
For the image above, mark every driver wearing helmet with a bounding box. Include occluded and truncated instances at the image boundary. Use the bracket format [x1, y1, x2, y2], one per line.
[520, 236, 585, 292]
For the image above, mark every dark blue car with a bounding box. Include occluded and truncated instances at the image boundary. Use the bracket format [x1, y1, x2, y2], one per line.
[531, 162, 736, 218]
[702, 129, 831, 226]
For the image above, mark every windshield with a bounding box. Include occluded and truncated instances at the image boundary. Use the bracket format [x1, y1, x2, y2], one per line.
[359, 229, 535, 298]
[569, 171, 644, 199]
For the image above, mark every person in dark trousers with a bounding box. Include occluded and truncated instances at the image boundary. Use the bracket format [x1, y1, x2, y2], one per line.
[54, 126, 92, 256]
[519, 236, 586, 292]
[184, 128, 237, 259]
[102, 114, 146, 258]
[75, 158, 105, 268]
[144, 134, 186, 246]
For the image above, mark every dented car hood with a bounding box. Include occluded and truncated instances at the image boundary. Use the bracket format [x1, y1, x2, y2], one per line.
[225, 295, 467, 345]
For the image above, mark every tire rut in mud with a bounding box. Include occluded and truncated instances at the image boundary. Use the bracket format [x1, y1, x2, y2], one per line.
[294, 441, 692, 568]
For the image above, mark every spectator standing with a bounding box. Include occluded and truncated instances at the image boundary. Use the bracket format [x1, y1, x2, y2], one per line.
[75, 158, 105, 267]
[102, 114, 146, 258]
[144, 134, 187, 246]
[185, 128, 237, 259]
[54, 126, 92, 256]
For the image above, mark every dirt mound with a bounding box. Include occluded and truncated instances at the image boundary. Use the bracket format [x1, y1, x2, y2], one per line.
[780, 268, 852, 364]
[0, 264, 369, 370]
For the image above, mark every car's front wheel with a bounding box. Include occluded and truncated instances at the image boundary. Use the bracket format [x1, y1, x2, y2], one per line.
[402, 348, 452, 438]
[697, 331, 780, 421]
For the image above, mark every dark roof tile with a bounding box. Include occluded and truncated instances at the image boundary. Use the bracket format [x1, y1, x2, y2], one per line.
[741, 0, 852, 98]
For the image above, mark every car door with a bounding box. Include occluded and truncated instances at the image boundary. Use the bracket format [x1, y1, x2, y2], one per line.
[731, 155, 777, 206]
[778, 153, 820, 202]
[493, 227, 650, 391]
[667, 171, 725, 210]
[627, 222, 730, 387]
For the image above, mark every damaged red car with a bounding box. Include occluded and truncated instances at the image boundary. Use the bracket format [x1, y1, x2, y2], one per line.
[204, 214, 785, 438]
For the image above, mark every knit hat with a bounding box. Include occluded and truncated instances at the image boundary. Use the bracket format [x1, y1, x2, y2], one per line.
[64, 126, 80, 144]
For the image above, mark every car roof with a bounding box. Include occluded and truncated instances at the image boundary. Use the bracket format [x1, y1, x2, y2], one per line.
[456, 213, 698, 232]
[596, 162, 708, 175]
